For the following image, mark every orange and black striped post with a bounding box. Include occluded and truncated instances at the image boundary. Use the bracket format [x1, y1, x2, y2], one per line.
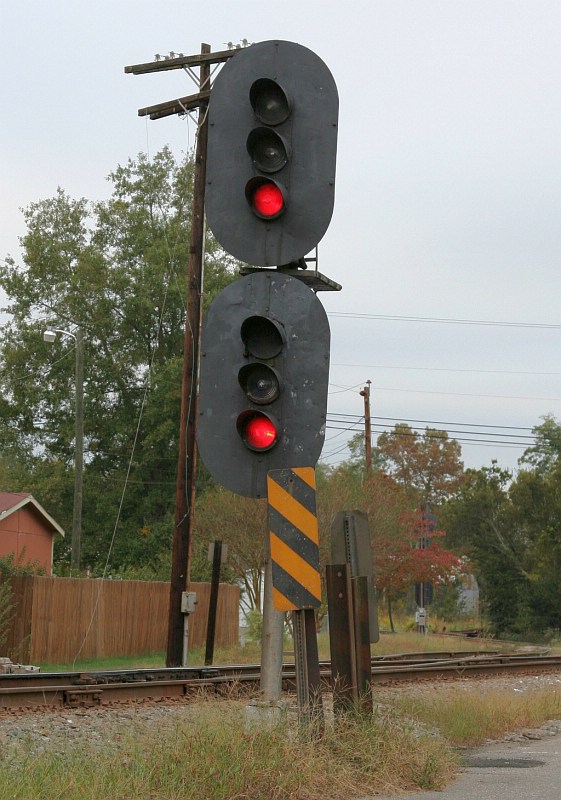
[267, 467, 321, 612]
[267, 467, 322, 722]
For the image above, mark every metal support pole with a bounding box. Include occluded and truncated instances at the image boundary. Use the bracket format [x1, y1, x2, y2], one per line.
[204, 541, 222, 666]
[327, 564, 372, 714]
[260, 539, 284, 701]
[352, 575, 373, 712]
[326, 563, 357, 712]
[293, 608, 323, 728]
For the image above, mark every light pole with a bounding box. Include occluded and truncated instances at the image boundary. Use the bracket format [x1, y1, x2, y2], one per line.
[44, 327, 84, 571]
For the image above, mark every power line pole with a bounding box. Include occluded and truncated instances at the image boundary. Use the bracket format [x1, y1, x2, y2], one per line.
[360, 380, 372, 475]
[44, 325, 84, 571]
[72, 328, 84, 570]
[166, 45, 210, 667]
[125, 44, 235, 667]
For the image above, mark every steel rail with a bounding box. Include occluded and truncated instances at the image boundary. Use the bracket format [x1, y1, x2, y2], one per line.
[2, 652, 560, 711]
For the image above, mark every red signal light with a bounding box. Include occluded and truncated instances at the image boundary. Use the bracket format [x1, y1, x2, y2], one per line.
[246, 415, 277, 449]
[246, 179, 285, 219]
[237, 411, 278, 451]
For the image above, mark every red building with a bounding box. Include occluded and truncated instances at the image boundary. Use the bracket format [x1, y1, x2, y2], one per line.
[0, 493, 65, 575]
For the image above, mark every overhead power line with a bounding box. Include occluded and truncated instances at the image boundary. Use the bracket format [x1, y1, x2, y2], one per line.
[324, 424, 534, 451]
[327, 412, 535, 432]
[331, 363, 561, 377]
[323, 411, 539, 453]
[327, 415, 535, 440]
[355, 385, 561, 402]
[327, 311, 561, 330]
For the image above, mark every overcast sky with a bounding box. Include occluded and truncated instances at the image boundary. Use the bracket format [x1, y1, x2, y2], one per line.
[1, 0, 560, 474]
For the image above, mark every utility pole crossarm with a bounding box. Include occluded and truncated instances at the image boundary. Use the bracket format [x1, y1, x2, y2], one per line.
[127, 47, 236, 119]
[139, 90, 211, 120]
[124, 48, 235, 76]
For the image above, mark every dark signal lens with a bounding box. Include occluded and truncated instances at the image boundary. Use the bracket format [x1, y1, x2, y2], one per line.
[246, 178, 285, 219]
[247, 128, 289, 173]
[240, 315, 284, 359]
[239, 363, 281, 404]
[237, 411, 278, 451]
[249, 79, 291, 126]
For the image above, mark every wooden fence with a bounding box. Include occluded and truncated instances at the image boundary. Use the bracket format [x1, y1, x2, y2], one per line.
[3, 575, 239, 664]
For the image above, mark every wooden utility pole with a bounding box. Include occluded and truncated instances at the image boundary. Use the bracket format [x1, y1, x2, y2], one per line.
[125, 44, 234, 667]
[166, 44, 210, 667]
[360, 381, 372, 475]
[72, 328, 85, 570]
[44, 324, 84, 571]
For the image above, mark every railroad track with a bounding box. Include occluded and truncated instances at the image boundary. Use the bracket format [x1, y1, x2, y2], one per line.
[2, 651, 561, 711]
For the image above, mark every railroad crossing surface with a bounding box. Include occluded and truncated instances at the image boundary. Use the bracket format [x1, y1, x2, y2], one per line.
[369, 730, 561, 800]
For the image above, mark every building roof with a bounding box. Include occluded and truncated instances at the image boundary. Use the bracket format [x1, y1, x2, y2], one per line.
[0, 492, 65, 537]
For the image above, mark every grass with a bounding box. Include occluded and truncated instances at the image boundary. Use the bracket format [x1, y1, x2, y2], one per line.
[38, 629, 501, 673]
[388, 684, 561, 746]
[8, 624, 561, 799]
[39, 651, 168, 673]
[371, 630, 502, 657]
[0, 697, 458, 800]
[3, 684, 561, 799]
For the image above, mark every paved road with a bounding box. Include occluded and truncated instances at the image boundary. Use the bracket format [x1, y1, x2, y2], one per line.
[370, 732, 561, 800]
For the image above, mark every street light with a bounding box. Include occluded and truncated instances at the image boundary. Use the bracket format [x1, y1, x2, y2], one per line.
[44, 327, 84, 571]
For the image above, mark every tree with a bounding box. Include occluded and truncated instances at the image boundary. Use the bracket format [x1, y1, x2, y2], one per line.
[376, 424, 465, 506]
[519, 415, 561, 475]
[318, 465, 465, 630]
[442, 456, 561, 635]
[338, 431, 383, 478]
[508, 463, 561, 631]
[442, 464, 526, 632]
[0, 148, 237, 572]
[193, 487, 267, 614]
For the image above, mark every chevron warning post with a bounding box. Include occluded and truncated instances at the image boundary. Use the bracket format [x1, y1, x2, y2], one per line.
[267, 467, 321, 612]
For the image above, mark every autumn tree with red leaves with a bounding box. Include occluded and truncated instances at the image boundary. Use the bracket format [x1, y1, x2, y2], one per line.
[374, 506, 466, 629]
[317, 465, 466, 629]
[190, 425, 467, 627]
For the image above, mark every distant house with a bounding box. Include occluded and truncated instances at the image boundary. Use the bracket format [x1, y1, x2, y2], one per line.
[0, 493, 65, 576]
[458, 573, 480, 616]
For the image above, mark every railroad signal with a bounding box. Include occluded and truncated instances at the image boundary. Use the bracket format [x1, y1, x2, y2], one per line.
[197, 271, 330, 498]
[415, 582, 433, 607]
[206, 40, 339, 267]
